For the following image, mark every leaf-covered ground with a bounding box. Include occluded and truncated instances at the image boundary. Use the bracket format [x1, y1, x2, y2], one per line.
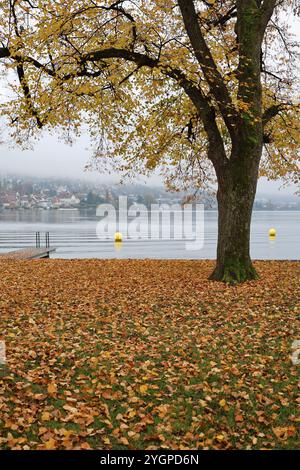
[0, 260, 299, 450]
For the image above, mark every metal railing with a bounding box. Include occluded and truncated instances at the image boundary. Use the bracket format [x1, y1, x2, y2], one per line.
[35, 232, 50, 248]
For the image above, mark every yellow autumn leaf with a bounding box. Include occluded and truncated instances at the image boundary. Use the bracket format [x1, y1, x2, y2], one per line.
[119, 437, 129, 446]
[139, 384, 148, 395]
[41, 412, 51, 422]
[44, 438, 57, 450]
[47, 382, 57, 396]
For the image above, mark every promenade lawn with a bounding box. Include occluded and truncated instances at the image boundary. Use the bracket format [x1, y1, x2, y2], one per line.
[0, 259, 299, 450]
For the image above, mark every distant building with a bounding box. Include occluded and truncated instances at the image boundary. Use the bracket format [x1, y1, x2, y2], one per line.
[0, 191, 20, 208]
[52, 194, 80, 208]
[20, 195, 31, 209]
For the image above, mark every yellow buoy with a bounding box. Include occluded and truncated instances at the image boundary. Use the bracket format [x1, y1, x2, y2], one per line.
[269, 228, 276, 237]
[114, 231, 123, 242]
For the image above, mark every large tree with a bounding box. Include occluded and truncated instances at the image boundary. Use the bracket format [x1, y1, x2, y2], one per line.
[0, 0, 299, 282]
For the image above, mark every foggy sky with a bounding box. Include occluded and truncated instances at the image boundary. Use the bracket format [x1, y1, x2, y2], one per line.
[0, 134, 298, 198]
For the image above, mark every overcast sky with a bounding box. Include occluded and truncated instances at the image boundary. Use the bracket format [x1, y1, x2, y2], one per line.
[0, 13, 299, 197]
[0, 135, 298, 197]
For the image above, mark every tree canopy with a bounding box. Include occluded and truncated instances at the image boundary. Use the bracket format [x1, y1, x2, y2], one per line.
[0, 0, 299, 191]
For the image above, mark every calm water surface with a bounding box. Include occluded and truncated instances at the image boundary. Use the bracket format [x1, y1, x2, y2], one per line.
[0, 209, 299, 259]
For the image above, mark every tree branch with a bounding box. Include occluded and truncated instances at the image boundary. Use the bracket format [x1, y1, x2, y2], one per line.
[205, 6, 237, 30]
[82, 48, 158, 68]
[262, 103, 286, 126]
[164, 68, 228, 170]
[260, 0, 277, 33]
[177, 0, 238, 138]
[16, 61, 43, 128]
[0, 47, 10, 58]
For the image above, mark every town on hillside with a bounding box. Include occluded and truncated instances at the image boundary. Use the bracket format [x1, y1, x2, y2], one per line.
[0, 174, 299, 211]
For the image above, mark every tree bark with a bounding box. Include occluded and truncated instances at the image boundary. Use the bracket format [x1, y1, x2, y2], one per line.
[210, 147, 261, 284]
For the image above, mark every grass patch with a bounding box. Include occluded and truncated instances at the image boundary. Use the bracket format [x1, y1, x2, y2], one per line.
[0, 259, 299, 450]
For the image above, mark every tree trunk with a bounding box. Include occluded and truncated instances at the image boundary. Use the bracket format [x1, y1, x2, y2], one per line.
[210, 153, 261, 284]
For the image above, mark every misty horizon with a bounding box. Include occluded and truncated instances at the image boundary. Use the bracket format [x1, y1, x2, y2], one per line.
[0, 132, 299, 199]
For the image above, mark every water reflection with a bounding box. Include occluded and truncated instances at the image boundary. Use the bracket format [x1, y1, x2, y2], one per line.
[0, 209, 299, 260]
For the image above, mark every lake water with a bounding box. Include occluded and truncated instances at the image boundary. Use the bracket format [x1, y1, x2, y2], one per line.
[0, 209, 299, 259]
